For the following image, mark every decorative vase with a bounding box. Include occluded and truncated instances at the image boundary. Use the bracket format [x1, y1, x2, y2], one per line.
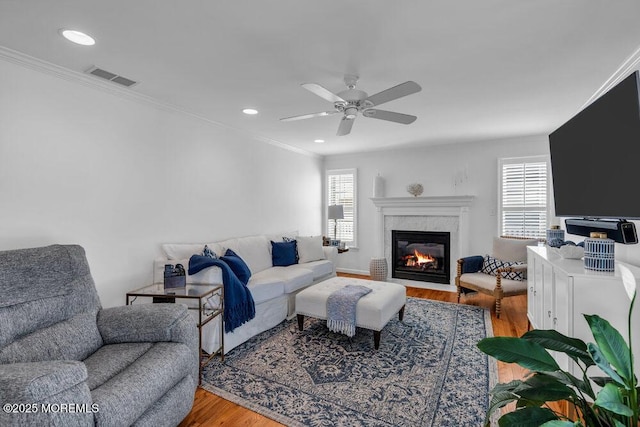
[373, 173, 385, 198]
[583, 232, 615, 272]
[546, 226, 565, 244]
[369, 257, 388, 281]
[406, 183, 423, 197]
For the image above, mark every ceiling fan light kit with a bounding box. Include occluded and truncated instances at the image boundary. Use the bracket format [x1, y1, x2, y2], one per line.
[281, 75, 421, 136]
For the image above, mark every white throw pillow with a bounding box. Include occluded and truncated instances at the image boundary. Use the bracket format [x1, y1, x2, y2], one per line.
[221, 235, 272, 274]
[296, 236, 325, 264]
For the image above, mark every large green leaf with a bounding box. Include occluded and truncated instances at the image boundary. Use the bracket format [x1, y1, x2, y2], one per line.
[545, 371, 594, 398]
[498, 406, 558, 427]
[486, 382, 522, 427]
[516, 374, 576, 402]
[540, 421, 581, 427]
[594, 383, 634, 416]
[584, 314, 632, 383]
[478, 337, 560, 372]
[588, 343, 627, 388]
[522, 329, 593, 367]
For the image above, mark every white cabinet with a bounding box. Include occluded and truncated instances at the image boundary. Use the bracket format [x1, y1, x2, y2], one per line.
[527, 246, 640, 377]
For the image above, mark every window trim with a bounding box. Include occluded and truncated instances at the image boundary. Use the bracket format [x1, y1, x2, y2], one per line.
[497, 155, 551, 239]
[325, 168, 358, 248]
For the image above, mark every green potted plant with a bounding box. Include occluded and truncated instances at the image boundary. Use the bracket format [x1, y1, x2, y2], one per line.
[478, 265, 639, 427]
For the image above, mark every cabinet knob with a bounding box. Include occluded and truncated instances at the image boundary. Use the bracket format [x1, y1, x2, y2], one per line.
[530, 287, 534, 292]
[548, 310, 552, 318]
[553, 317, 557, 326]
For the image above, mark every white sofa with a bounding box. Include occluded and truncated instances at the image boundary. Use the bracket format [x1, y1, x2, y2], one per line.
[154, 233, 337, 354]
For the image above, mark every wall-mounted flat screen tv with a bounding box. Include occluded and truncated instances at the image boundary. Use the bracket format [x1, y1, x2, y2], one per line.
[549, 71, 640, 219]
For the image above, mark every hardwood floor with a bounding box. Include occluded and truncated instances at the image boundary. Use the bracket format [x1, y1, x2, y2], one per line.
[179, 274, 530, 426]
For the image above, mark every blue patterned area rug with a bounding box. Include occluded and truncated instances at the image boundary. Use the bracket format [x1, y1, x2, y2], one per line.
[201, 297, 496, 427]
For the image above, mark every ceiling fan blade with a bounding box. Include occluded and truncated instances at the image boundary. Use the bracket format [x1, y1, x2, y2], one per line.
[302, 83, 346, 103]
[280, 111, 338, 122]
[336, 117, 355, 136]
[363, 109, 417, 124]
[365, 81, 421, 107]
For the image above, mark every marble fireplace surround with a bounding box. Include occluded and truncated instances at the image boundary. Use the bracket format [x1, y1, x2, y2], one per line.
[370, 196, 475, 289]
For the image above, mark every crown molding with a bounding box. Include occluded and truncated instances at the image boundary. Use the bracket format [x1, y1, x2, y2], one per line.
[0, 46, 319, 159]
[581, 43, 640, 110]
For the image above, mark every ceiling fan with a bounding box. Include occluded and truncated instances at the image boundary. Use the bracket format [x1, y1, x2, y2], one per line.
[280, 75, 422, 136]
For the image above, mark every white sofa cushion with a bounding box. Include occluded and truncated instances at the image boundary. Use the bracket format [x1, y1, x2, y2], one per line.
[290, 260, 334, 279]
[246, 271, 286, 304]
[252, 267, 314, 294]
[218, 235, 272, 274]
[296, 236, 325, 264]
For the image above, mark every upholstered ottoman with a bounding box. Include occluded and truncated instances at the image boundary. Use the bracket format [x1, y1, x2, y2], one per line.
[295, 276, 406, 349]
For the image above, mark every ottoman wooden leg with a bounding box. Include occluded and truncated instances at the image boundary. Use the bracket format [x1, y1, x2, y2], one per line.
[398, 304, 405, 321]
[297, 314, 304, 331]
[373, 330, 381, 350]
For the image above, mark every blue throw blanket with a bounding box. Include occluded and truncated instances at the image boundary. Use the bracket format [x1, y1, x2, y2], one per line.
[326, 285, 372, 337]
[188, 255, 256, 333]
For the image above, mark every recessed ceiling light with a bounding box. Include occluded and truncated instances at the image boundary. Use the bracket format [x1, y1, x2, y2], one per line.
[242, 108, 259, 115]
[314, 139, 325, 144]
[59, 29, 96, 46]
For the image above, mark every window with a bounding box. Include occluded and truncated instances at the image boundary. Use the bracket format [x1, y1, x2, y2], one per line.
[326, 169, 357, 247]
[499, 156, 550, 239]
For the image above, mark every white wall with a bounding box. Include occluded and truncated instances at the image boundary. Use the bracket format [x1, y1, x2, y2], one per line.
[0, 59, 323, 308]
[323, 135, 550, 275]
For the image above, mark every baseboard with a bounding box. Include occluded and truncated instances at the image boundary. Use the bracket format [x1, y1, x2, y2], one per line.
[389, 278, 457, 293]
[336, 268, 369, 276]
[336, 268, 457, 293]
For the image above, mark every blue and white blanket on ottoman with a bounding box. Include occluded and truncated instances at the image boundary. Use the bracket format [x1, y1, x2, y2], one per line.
[326, 285, 372, 337]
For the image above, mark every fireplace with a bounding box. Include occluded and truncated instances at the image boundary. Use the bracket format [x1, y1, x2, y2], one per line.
[391, 230, 450, 284]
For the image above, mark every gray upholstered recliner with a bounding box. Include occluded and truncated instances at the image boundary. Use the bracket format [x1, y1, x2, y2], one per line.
[0, 245, 199, 427]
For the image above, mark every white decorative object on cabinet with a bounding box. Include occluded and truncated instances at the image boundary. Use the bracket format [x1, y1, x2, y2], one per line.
[527, 246, 640, 378]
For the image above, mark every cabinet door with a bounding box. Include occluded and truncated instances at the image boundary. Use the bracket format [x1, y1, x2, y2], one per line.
[553, 271, 570, 336]
[527, 252, 536, 325]
[542, 260, 555, 330]
[527, 251, 544, 329]
[552, 271, 570, 371]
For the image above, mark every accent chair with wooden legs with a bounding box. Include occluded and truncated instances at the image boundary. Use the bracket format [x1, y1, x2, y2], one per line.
[455, 236, 538, 318]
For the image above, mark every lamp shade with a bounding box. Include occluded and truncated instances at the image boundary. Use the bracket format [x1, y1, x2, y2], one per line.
[328, 204, 344, 220]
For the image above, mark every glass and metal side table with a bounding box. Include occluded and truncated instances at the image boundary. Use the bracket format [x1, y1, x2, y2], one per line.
[126, 283, 224, 379]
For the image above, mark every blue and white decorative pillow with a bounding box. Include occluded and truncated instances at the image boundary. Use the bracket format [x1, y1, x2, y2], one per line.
[480, 255, 524, 281]
[202, 245, 218, 259]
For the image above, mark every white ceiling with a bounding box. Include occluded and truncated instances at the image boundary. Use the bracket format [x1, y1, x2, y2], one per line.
[1, 1, 640, 156]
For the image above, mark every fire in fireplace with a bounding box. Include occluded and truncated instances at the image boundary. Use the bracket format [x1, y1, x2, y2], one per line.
[392, 230, 450, 284]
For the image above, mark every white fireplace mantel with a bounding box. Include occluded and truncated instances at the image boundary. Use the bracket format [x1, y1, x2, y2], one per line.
[370, 195, 475, 210]
[370, 195, 475, 287]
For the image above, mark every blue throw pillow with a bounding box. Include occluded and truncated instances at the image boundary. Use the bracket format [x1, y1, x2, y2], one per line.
[271, 240, 298, 267]
[221, 249, 252, 285]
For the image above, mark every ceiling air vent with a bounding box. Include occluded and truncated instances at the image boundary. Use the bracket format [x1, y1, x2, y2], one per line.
[85, 66, 138, 88]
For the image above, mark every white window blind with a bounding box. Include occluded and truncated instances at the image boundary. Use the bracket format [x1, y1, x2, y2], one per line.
[326, 169, 357, 246]
[500, 157, 549, 239]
